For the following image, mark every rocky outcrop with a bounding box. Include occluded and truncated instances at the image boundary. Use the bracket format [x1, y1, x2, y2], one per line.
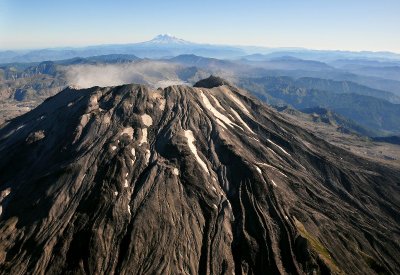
[194, 75, 230, 88]
[0, 81, 399, 274]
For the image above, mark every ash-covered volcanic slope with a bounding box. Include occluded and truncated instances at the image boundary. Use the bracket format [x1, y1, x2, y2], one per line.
[0, 77, 399, 274]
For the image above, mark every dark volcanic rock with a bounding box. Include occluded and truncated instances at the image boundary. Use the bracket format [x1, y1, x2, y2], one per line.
[0, 81, 399, 274]
[194, 75, 230, 88]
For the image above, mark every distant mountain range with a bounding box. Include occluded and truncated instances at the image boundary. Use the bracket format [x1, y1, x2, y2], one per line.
[275, 105, 387, 138]
[237, 76, 400, 135]
[0, 34, 245, 62]
[1, 34, 400, 63]
[1, 52, 400, 137]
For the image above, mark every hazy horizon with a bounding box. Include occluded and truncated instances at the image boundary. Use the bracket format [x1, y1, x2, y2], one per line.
[2, 33, 400, 55]
[1, 0, 400, 53]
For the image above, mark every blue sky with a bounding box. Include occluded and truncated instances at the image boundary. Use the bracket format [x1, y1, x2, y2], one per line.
[1, 0, 400, 52]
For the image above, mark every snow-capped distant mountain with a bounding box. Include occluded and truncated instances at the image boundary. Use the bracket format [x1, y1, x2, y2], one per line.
[3, 34, 399, 63]
[0, 34, 245, 62]
[143, 34, 194, 45]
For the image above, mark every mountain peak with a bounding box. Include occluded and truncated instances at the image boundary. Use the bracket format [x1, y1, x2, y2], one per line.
[147, 34, 193, 45]
[0, 82, 399, 274]
[194, 75, 231, 88]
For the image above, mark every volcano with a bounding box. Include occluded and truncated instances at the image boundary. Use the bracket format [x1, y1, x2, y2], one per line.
[0, 77, 399, 274]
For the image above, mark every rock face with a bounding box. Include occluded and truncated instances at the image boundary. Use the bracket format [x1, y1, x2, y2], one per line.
[194, 75, 230, 88]
[0, 80, 399, 275]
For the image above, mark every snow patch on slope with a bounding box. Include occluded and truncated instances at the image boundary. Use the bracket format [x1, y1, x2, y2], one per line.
[129, 148, 136, 165]
[0, 188, 11, 217]
[256, 162, 288, 178]
[209, 94, 224, 110]
[199, 90, 236, 129]
[139, 128, 148, 145]
[87, 94, 99, 112]
[145, 149, 151, 164]
[267, 139, 291, 156]
[141, 114, 153, 127]
[231, 108, 255, 134]
[159, 99, 166, 111]
[124, 172, 129, 188]
[120, 127, 134, 140]
[184, 130, 209, 174]
[223, 87, 251, 116]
